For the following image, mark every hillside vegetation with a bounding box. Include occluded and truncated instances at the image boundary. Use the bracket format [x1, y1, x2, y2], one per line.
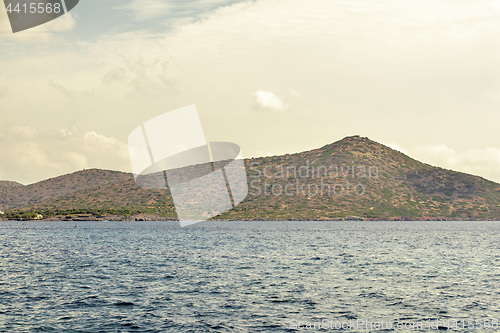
[1, 136, 499, 221]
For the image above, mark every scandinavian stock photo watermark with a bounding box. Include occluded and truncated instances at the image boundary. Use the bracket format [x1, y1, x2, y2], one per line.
[128, 105, 248, 227]
[290, 318, 500, 331]
[249, 160, 379, 198]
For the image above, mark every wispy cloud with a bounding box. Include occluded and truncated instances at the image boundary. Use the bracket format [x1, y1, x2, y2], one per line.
[415, 144, 500, 182]
[0, 124, 129, 184]
[387, 142, 500, 183]
[115, 0, 237, 21]
[387, 143, 409, 155]
[115, 0, 171, 21]
[251, 90, 285, 112]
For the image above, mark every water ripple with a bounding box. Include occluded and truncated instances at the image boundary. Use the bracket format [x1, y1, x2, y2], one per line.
[0, 221, 498, 332]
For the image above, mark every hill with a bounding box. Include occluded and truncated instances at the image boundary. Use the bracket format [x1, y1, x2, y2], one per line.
[0, 169, 131, 210]
[221, 136, 500, 220]
[1, 136, 499, 221]
[0, 181, 24, 188]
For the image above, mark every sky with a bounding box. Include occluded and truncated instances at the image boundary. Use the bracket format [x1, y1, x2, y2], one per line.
[1, 0, 500, 185]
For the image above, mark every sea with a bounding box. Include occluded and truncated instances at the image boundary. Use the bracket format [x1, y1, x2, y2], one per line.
[0, 221, 498, 332]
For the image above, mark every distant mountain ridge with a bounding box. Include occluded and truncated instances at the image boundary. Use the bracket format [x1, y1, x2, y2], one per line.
[1, 136, 499, 221]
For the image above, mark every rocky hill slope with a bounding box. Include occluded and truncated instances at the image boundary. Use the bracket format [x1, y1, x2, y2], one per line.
[1, 136, 499, 221]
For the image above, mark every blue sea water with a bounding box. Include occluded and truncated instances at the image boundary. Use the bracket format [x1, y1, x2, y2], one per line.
[0, 221, 499, 332]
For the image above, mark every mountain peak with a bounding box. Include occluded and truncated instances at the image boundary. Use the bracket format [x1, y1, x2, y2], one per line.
[337, 135, 378, 145]
[316, 135, 388, 155]
[342, 135, 366, 140]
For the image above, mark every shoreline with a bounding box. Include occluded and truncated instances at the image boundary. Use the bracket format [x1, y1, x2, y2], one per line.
[1, 215, 499, 222]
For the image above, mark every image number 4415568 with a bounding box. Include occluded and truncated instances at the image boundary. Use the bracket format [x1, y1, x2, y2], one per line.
[6, 2, 63, 14]
[3, 0, 80, 33]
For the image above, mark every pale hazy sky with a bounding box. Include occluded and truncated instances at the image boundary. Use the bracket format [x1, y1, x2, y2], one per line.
[1, 0, 500, 184]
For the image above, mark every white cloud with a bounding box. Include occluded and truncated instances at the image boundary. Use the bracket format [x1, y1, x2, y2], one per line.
[101, 54, 176, 95]
[416, 144, 458, 166]
[251, 90, 285, 112]
[387, 142, 500, 183]
[116, 0, 235, 21]
[83, 131, 120, 147]
[416, 144, 500, 182]
[116, 0, 171, 21]
[0, 124, 129, 184]
[58, 128, 74, 138]
[387, 143, 408, 155]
